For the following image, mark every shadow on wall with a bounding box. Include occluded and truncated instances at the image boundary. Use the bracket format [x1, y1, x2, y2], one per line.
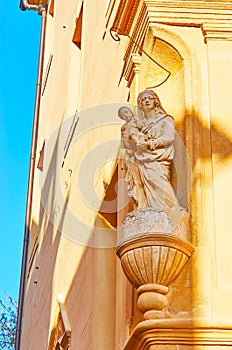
[171, 114, 232, 209]
[22, 122, 73, 349]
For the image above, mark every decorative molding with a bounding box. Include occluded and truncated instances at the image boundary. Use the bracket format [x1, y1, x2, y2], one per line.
[111, 0, 232, 85]
[144, 0, 232, 26]
[112, 0, 232, 34]
[123, 3, 149, 86]
[121, 209, 172, 239]
[123, 318, 232, 349]
[131, 53, 142, 74]
[202, 22, 232, 42]
[111, 0, 141, 35]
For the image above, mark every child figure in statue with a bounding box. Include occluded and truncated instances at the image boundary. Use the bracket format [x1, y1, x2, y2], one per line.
[118, 106, 146, 203]
[118, 106, 146, 152]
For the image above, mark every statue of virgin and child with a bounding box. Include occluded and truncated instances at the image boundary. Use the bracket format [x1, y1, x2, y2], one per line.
[118, 89, 184, 221]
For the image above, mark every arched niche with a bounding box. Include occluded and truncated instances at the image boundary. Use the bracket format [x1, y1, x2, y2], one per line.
[129, 24, 196, 210]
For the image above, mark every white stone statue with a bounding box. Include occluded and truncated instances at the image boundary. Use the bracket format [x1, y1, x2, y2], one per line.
[118, 90, 182, 213]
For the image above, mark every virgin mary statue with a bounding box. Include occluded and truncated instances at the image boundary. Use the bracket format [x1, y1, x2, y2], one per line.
[119, 89, 182, 213]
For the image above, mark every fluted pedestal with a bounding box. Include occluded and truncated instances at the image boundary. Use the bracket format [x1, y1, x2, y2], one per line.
[117, 208, 195, 321]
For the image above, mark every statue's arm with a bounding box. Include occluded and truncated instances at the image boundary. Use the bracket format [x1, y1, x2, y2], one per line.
[155, 116, 175, 147]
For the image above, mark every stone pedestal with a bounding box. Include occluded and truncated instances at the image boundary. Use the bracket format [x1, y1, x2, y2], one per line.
[117, 208, 195, 321]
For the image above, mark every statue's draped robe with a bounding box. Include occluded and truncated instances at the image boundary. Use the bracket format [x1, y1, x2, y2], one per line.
[122, 112, 178, 210]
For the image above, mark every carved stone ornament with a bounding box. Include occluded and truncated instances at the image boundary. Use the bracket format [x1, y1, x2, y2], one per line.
[122, 208, 172, 238]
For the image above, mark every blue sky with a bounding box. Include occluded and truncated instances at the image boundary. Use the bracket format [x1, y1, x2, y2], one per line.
[0, 2, 41, 302]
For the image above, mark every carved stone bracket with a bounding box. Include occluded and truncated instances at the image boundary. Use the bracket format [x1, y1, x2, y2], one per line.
[132, 53, 142, 73]
[131, 53, 142, 99]
[117, 208, 195, 322]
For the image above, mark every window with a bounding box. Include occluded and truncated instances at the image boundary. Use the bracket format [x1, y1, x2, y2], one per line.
[49, 0, 54, 16]
[72, 3, 83, 49]
[37, 141, 46, 170]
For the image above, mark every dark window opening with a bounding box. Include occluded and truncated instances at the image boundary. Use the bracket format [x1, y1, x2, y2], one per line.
[72, 3, 83, 49]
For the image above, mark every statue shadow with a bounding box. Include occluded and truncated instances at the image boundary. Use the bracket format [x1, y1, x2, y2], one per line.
[171, 115, 232, 209]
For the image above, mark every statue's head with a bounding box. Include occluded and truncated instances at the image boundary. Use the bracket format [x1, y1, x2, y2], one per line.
[137, 90, 161, 110]
[118, 106, 134, 122]
[137, 90, 166, 118]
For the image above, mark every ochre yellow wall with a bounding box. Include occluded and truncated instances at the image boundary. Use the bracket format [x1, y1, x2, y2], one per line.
[21, 0, 128, 349]
[20, 0, 232, 349]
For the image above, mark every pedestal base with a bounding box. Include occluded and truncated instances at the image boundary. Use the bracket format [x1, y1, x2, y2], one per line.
[137, 284, 169, 320]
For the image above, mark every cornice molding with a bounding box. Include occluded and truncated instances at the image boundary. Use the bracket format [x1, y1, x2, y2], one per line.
[144, 0, 232, 26]
[123, 3, 149, 85]
[111, 0, 141, 35]
[111, 0, 232, 85]
[112, 0, 232, 33]
[123, 318, 232, 350]
[202, 22, 232, 42]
